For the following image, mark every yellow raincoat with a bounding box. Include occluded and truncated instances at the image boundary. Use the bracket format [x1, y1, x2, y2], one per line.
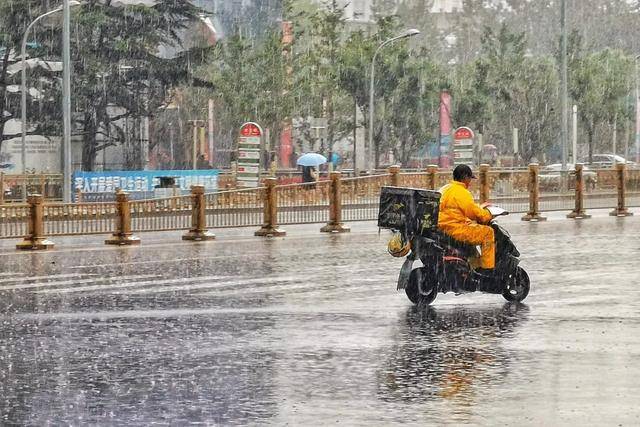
[438, 181, 495, 269]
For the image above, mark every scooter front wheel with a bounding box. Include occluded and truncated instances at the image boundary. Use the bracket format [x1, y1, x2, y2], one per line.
[502, 266, 530, 302]
[405, 267, 438, 306]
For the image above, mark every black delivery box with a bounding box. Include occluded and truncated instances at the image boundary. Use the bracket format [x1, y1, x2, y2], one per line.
[377, 186, 440, 236]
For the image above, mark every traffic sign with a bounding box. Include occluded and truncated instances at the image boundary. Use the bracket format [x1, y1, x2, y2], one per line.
[237, 122, 263, 188]
[453, 126, 475, 165]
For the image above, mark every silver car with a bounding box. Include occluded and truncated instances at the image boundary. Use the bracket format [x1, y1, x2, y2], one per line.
[539, 164, 597, 191]
[579, 154, 638, 169]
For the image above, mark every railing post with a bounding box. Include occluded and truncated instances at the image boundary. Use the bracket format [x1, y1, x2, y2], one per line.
[388, 165, 401, 187]
[567, 163, 591, 219]
[183, 185, 216, 241]
[105, 189, 141, 245]
[521, 163, 546, 221]
[255, 178, 286, 237]
[321, 171, 350, 233]
[610, 162, 633, 217]
[16, 194, 54, 250]
[426, 164, 438, 190]
[479, 164, 490, 204]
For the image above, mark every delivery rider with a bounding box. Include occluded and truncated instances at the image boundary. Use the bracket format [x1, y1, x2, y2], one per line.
[438, 164, 495, 273]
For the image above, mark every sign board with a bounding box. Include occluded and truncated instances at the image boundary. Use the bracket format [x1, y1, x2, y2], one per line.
[453, 127, 475, 165]
[237, 122, 263, 188]
[72, 169, 219, 202]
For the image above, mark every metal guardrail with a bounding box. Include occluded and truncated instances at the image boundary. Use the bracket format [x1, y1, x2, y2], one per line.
[3, 164, 640, 249]
[0, 173, 63, 203]
[204, 186, 266, 228]
[341, 174, 391, 222]
[0, 204, 30, 238]
[44, 201, 117, 236]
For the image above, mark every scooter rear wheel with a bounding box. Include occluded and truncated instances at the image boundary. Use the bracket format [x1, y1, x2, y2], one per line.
[405, 267, 438, 306]
[502, 266, 530, 302]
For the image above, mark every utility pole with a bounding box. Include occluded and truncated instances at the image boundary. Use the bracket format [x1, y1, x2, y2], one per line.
[208, 99, 214, 166]
[572, 105, 578, 164]
[560, 0, 569, 172]
[635, 55, 640, 163]
[62, 0, 72, 202]
[188, 120, 204, 170]
[168, 122, 175, 169]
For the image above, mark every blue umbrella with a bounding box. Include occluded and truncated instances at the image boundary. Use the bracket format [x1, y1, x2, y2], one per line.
[297, 153, 327, 167]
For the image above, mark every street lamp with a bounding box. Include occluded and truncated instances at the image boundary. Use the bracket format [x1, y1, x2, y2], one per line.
[368, 29, 420, 172]
[20, 0, 81, 201]
[62, 0, 84, 202]
[635, 55, 640, 163]
[560, 0, 568, 172]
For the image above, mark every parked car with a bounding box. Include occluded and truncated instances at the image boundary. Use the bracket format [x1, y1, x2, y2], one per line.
[579, 154, 637, 169]
[539, 163, 597, 191]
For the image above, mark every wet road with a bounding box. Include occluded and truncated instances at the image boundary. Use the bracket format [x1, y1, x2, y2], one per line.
[1, 211, 639, 426]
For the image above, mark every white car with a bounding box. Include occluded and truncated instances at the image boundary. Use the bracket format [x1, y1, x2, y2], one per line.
[539, 164, 597, 191]
[579, 154, 637, 169]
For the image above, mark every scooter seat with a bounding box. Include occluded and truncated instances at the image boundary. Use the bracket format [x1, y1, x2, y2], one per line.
[423, 229, 479, 257]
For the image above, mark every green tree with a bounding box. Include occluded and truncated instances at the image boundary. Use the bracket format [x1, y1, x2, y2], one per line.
[71, 0, 211, 171]
[386, 54, 446, 165]
[452, 24, 559, 162]
[293, 0, 352, 159]
[570, 48, 633, 162]
[200, 26, 294, 165]
[0, 0, 63, 164]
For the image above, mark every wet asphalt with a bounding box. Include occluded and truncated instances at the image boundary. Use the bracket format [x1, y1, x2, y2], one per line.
[0, 210, 639, 426]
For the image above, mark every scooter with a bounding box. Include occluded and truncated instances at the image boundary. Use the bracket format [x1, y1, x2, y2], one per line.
[378, 186, 530, 306]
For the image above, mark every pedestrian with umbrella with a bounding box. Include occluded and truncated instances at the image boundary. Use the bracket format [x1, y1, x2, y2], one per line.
[297, 153, 326, 189]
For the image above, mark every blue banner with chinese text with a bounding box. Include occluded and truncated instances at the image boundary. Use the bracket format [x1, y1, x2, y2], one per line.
[72, 170, 220, 202]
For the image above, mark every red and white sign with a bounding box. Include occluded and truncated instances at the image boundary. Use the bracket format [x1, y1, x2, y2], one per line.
[453, 126, 475, 164]
[454, 127, 474, 140]
[237, 122, 263, 188]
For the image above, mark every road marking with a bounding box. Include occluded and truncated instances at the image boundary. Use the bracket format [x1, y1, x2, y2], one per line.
[34, 275, 232, 295]
[0, 273, 93, 285]
[0, 275, 160, 291]
[123, 275, 305, 295]
[0, 272, 24, 277]
[68, 255, 240, 269]
[122, 268, 388, 296]
[196, 276, 389, 298]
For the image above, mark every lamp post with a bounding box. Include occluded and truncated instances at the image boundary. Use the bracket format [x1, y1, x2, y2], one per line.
[62, 0, 79, 202]
[560, 0, 568, 172]
[21, 1, 81, 201]
[368, 29, 420, 172]
[21, 4, 65, 199]
[635, 55, 640, 163]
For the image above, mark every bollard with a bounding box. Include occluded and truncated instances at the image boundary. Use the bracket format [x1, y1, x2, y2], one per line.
[610, 162, 633, 217]
[16, 194, 54, 250]
[426, 165, 438, 190]
[183, 185, 216, 241]
[105, 189, 141, 245]
[321, 172, 350, 233]
[567, 163, 591, 219]
[388, 165, 401, 187]
[255, 178, 286, 237]
[521, 163, 546, 221]
[479, 164, 490, 204]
